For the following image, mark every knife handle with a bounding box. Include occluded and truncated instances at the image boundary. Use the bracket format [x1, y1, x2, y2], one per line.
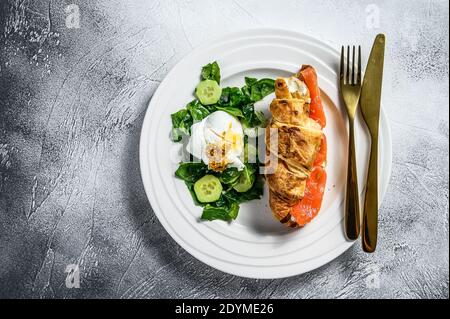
[362, 137, 378, 252]
[345, 120, 360, 240]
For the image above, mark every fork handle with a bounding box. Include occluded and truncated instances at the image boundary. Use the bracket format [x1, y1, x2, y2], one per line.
[345, 120, 361, 240]
[362, 136, 378, 252]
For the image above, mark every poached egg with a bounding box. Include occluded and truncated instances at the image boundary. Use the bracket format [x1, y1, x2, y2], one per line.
[186, 111, 245, 172]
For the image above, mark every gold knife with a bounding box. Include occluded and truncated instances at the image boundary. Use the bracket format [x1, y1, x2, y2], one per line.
[360, 34, 385, 253]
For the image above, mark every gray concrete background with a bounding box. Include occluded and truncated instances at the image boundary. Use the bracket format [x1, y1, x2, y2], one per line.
[0, 0, 448, 299]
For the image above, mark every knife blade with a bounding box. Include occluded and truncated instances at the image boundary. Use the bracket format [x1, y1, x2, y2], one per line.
[360, 34, 385, 253]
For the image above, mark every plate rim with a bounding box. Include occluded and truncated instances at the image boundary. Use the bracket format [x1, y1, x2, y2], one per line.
[139, 27, 392, 279]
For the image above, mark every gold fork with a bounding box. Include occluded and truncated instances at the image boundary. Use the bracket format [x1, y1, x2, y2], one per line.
[340, 45, 362, 240]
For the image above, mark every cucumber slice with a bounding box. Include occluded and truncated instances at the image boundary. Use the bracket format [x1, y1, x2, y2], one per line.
[233, 167, 255, 193]
[195, 80, 222, 105]
[194, 175, 223, 203]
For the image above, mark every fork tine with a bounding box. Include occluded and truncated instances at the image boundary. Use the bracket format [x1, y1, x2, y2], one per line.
[346, 46, 350, 85]
[357, 45, 362, 85]
[340, 46, 345, 83]
[352, 46, 356, 85]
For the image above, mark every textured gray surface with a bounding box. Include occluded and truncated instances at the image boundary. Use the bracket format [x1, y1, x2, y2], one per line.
[0, 0, 448, 299]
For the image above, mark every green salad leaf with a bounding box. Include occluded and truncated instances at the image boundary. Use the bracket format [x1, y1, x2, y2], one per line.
[241, 104, 259, 127]
[175, 162, 208, 182]
[255, 110, 268, 128]
[214, 105, 243, 118]
[201, 61, 221, 84]
[171, 109, 193, 142]
[227, 202, 240, 220]
[186, 100, 210, 122]
[215, 78, 274, 128]
[185, 181, 203, 206]
[247, 78, 276, 102]
[223, 174, 264, 204]
[219, 87, 250, 108]
[218, 167, 241, 185]
[201, 201, 239, 221]
[245, 77, 258, 87]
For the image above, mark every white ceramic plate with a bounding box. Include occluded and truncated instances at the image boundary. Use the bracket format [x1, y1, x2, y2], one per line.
[140, 28, 392, 279]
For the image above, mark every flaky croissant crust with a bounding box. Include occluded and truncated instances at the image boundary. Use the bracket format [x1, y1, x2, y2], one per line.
[265, 75, 323, 228]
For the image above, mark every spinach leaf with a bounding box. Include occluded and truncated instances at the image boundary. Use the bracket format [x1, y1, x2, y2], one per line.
[241, 77, 257, 96]
[219, 87, 250, 108]
[203, 104, 218, 113]
[224, 175, 264, 204]
[218, 167, 242, 185]
[175, 162, 208, 182]
[171, 109, 193, 142]
[215, 106, 243, 118]
[218, 88, 262, 127]
[186, 100, 210, 122]
[201, 201, 240, 221]
[255, 110, 268, 128]
[241, 104, 261, 128]
[211, 194, 228, 208]
[215, 87, 250, 118]
[201, 61, 221, 84]
[246, 162, 259, 174]
[247, 78, 275, 102]
[245, 77, 258, 87]
[212, 77, 273, 128]
[185, 181, 205, 207]
[227, 201, 240, 220]
[201, 205, 231, 221]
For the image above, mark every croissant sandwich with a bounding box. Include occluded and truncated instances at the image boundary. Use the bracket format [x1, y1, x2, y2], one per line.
[265, 65, 327, 228]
